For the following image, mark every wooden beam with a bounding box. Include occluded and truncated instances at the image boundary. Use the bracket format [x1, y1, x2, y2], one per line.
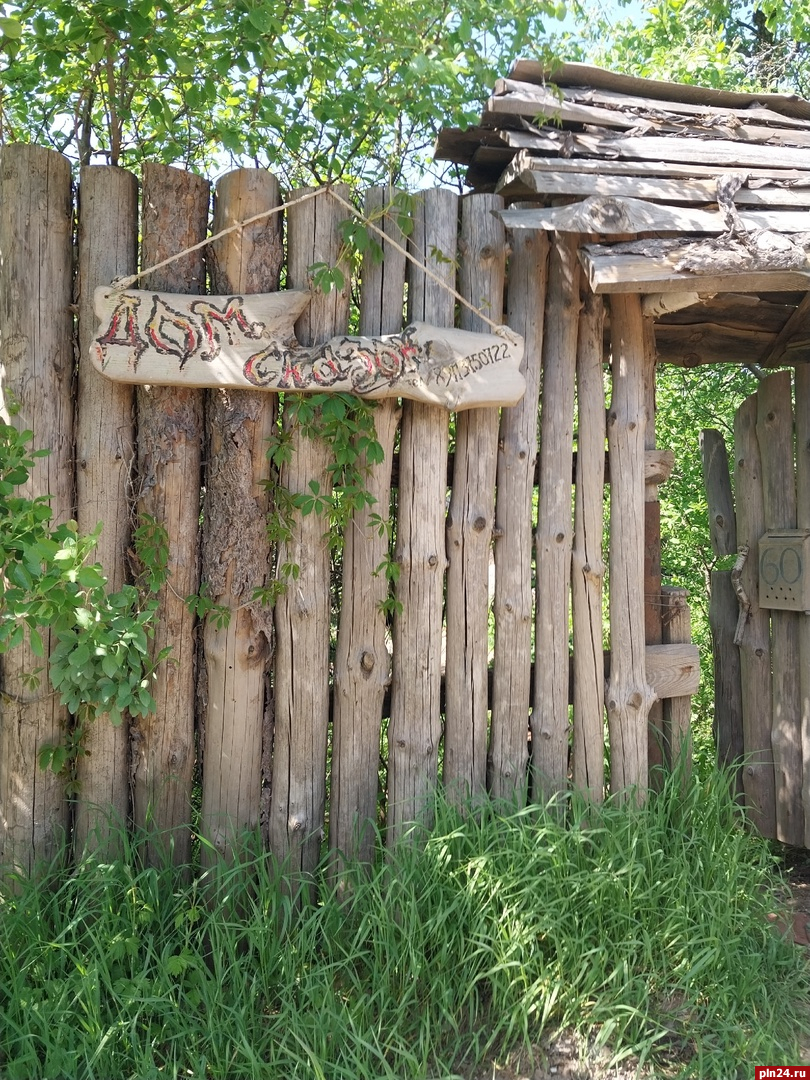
[499, 167, 810, 209]
[500, 197, 810, 236]
[92, 286, 526, 410]
[759, 291, 810, 367]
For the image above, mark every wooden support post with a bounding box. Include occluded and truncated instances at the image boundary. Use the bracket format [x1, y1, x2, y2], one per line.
[388, 188, 455, 845]
[733, 394, 776, 838]
[133, 164, 209, 869]
[700, 427, 743, 798]
[709, 570, 745, 799]
[606, 293, 655, 801]
[444, 194, 506, 804]
[571, 290, 606, 802]
[199, 169, 281, 867]
[642, 315, 665, 786]
[269, 186, 350, 886]
[330, 187, 403, 872]
[757, 371, 803, 847]
[533, 232, 581, 805]
[0, 146, 73, 876]
[490, 225, 548, 805]
[74, 165, 138, 857]
[661, 586, 693, 777]
[795, 365, 810, 847]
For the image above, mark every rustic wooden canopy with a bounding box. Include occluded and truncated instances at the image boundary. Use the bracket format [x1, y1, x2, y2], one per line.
[436, 60, 810, 368]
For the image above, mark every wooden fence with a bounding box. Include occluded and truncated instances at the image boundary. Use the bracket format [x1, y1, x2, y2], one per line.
[0, 144, 699, 878]
[705, 368, 810, 848]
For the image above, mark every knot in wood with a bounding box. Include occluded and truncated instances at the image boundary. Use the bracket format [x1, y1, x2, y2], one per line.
[360, 650, 375, 673]
[428, 554, 439, 568]
[473, 516, 486, 532]
[629, 691, 643, 709]
[555, 531, 565, 543]
[479, 244, 495, 261]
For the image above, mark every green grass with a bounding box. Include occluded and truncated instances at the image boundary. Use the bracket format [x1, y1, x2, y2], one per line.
[1, 767, 807, 1080]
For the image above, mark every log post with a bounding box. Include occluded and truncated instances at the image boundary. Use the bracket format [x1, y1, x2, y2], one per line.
[795, 365, 810, 847]
[661, 586, 693, 777]
[132, 163, 209, 869]
[444, 194, 506, 804]
[532, 232, 581, 805]
[268, 185, 349, 886]
[490, 226, 549, 804]
[606, 293, 655, 801]
[330, 187, 403, 872]
[199, 169, 282, 866]
[74, 165, 138, 856]
[700, 427, 743, 797]
[757, 371, 802, 847]
[643, 317, 665, 785]
[709, 569, 744, 798]
[733, 394, 776, 837]
[571, 290, 606, 802]
[0, 145, 73, 876]
[387, 188, 455, 845]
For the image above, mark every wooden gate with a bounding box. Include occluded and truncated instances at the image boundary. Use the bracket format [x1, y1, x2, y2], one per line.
[705, 367, 810, 847]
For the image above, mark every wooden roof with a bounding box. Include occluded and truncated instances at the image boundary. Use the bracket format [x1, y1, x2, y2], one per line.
[436, 61, 810, 366]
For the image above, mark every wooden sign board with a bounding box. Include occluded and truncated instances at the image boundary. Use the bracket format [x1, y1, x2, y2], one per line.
[91, 287, 526, 411]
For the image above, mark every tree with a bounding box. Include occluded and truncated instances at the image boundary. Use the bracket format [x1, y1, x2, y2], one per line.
[0, 0, 565, 185]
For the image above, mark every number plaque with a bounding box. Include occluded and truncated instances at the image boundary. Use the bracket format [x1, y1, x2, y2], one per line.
[758, 530, 810, 612]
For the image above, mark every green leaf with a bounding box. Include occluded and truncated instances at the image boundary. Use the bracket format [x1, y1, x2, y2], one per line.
[0, 17, 23, 39]
[29, 627, 45, 657]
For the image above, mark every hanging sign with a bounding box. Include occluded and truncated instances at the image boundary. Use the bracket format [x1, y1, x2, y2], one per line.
[90, 287, 525, 411]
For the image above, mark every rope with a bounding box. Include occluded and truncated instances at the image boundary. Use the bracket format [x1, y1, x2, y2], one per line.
[110, 181, 518, 344]
[112, 186, 324, 290]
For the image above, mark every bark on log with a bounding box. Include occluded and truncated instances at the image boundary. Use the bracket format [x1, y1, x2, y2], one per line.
[0, 145, 73, 877]
[532, 233, 581, 806]
[571, 290, 606, 802]
[74, 165, 138, 857]
[199, 169, 282, 867]
[795, 365, 810, 846]
[709, 569, 745, 799]
[330, 187, 403, 872]
[490, 226, 549, 804]
[606, 293, 655, 801]
[388, 188, 455, 845]
[444, 194, 505, 805]
[132, 163, 209, 869]
[700, 429, 737, 558]
[269, 186, 350, 888]
[733, 394, 776, 837]
[757, 371, 802, 847]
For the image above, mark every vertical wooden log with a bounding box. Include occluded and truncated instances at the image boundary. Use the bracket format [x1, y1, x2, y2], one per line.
[532, 233, 581, 805]
[387, 188, 455, 844]
[133, 163, 209, 868]
[757, 371, 802, 847]
[330, 187, 403, 871]
[661, 586, 693, 777]
[74, 166, 138, 856]
[444, 194, 506, 804]
[199, 170, 282, 866]
[606, 293, 655, 801]
[795, 365, 810, 846]
[269, 186, 349, 883]
[734, 394, 776, 837]
[571, 290, 606, 802]
[709, 570, 744, 799]
[0, 145, 73, 876]
[490, 227, 548, 805]
[642, 317, 665, 784]
[700, 427, 743, 798]
[700, 429, 738, 558]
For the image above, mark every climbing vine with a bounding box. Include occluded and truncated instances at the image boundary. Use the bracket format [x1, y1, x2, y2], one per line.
[0, 422, 168, 791]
